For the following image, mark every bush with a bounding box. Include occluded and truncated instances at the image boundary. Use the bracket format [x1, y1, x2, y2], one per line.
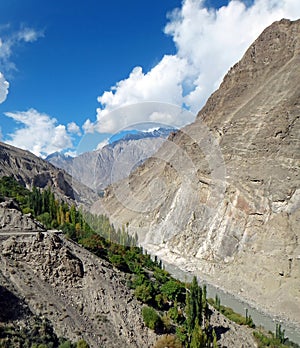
[135, 283, 153, 303]
[58, 340, 73, 348]
[76, 339, 89, 348]
[22, 207, 34, 215]
[108, 254, 128, 272]
[37, 212, 52, 228]
[161, 314, 172, 332]
[154, 334, 183, 348]
[142, 306, 163, 332]
[168, 306, 183, 324]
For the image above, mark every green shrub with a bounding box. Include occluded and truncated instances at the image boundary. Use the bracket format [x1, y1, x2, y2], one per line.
[142, 306, 163, 331]
[154, 334, 183, 348]
[108, 254, 128, 272]
[76, 339, 89, 348]
[58, 340, 73, 348]
[135, 283, 154, 303]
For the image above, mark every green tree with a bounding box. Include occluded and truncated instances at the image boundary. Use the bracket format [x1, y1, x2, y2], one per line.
[190, 319, 206, 348]
[161, 280, 184, 302]
[58, 340, 73, 348]
[275, 323, 286, 344]
[186, 276, 203, 337]
[70, 204, 77, 225]
[215, 294, 221, 311]
[212, 328, 218, 348]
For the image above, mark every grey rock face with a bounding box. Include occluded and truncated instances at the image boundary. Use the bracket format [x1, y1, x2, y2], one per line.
[96, 19, 300, 326]
[0, 233, 157, 347]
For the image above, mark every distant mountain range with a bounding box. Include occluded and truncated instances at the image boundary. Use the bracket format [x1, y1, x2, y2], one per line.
[46, 127, 175, 192]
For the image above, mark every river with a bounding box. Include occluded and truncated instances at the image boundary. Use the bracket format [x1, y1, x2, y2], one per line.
[163, 261, 300, 345]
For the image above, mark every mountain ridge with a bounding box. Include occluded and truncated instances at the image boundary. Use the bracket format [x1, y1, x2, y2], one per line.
[46, 127, 174, 192]
[95, 18, 300, 327]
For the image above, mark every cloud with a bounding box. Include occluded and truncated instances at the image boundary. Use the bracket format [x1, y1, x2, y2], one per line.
[0, 26, 43, 102]
[94, 102, 195, 134]
[0, 26, 43, 66]
[4, 108, 75, 158]
[67, 121, 82, 135]
[96, 138, 109, 150]
[0, 72, 9, 103]
[165, 0, 300, 112]
[95, 55, 190, 133]
[17, 27, 44, 43]
[64, 150, 77, 158]
[90, 0, 300, 134]
[82, 118, 94, 133]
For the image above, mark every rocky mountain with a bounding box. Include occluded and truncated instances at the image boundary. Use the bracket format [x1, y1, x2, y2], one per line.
[0, 141, 97, 207]
[46, 128, 173, 192]
[0, 229, 260, 347]
[95, 19, 300, 328]
[0, 232, 157, 347]
[45, 151, 73, 174]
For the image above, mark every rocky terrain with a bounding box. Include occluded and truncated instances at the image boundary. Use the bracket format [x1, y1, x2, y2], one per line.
[0, 199, 45, 232]
[0, 232, 156, 347]
[0, 141, 97, 207]
[0, 229, 258, 347]
[47, 128, 173, 192]
[95, 19, 300, 328]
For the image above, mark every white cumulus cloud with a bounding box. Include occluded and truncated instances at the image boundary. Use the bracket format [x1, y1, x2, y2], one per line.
[0, 72, 9, 104]
[4, 108, 75, 158]
[91, 0, 300, 134]
[67, 121, 82, 135]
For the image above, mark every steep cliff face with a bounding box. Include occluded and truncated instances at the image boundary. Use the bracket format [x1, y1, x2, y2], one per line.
[0, 142, 97, 207]
[96, 19, 300, 325]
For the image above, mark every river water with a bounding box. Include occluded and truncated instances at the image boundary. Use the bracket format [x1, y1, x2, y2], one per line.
[163, 261, 300, 345]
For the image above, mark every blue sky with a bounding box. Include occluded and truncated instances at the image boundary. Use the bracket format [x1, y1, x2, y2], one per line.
[0, 0, 299, 157]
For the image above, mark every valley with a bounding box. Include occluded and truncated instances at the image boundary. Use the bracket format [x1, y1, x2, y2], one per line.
[0, 17, 300, 348]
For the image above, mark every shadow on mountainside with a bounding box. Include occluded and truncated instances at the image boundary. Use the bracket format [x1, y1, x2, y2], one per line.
[214, 326, 230, 340]
[0, 285, 29, 322]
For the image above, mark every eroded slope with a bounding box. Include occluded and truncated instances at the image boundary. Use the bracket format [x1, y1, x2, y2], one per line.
[95, 19, 300, 326]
